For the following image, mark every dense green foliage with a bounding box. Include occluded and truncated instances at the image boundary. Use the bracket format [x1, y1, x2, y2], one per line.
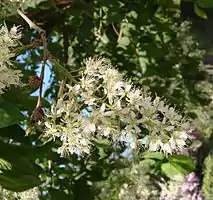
[1, 0, 213, 199]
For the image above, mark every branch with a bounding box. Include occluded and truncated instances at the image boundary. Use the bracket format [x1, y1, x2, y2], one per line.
[57, 18, 69, 98]
[17, 9, 48, 125]
[36, 31, 48, 108]
[17, 9, 44, 34]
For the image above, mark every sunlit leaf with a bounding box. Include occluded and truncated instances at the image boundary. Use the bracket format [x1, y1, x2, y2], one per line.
[194, 4, 208, 19]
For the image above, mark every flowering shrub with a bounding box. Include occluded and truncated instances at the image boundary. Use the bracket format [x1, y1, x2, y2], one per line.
[0, 186, 39, 200]
[44, 57, 191, 157]
[118, 160, 159, 200]
[1, 0, 47, 11]
[0, 24, 23, 94]
[160, 172, 203, 200]
[0, 0, 212, 199]
[202, 151, 213, 200]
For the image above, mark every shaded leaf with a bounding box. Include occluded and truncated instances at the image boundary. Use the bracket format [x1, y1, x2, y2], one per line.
[194, 4, 208, 19]
[0, 99, 24, 128]
[0, 173, 41, 192]
[49, 189, 74, 200]
[142, 152, 164, 160]
[197, 0, 213, 8]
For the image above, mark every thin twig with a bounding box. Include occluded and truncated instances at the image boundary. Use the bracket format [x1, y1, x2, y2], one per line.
[36, 31, 48, 108]
[57, 17, 69, 99]
[112, 23, 119, 36]
[17, 9, 49, 125]
[17, 9, 48, 108]
[17, 9, 44, 34]
[112, 23, 122, 42]
[57, 79, 66, 99]
[117, 26, 122, 42]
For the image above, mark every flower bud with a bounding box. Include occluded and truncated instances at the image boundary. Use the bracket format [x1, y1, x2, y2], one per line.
[28, 76, 42, 88]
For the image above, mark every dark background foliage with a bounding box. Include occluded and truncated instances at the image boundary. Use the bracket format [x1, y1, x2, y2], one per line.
[1, 0, 213, 199]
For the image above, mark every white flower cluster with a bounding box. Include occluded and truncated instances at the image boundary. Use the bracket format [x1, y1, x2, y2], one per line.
[160, 173, 203, 200]
[118, 160, 159, 200]
[45, 57, 190, 157]
[17, 187, 40, 200]
[1, 0, 47, 11]
[0, 24, 23, 94]
[160, 175, 184, 200]
[0, 186, 39, 200]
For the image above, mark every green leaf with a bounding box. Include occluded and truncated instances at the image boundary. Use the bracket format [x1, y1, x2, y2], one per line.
[161, 163, 183, 178]
[127, 11, 138, 19]
[2, 86, 50, 112]
[194, 4, 208, 19]
[93, 138, 112, 159]
[168, 155, 195, 169]
[118, 37, 130, 47]
[100, 33, 109, 44]
[24, 141, 53, 161]
[93, 137, 111, 148]
[97, 147, 107, 159]
[0, 142, 42, 192]
[106, 12, 122, 23]
[0, 173, 41, 192]
[51, 58, 78, 83]
[169, 162, 191, 175]
[0, 99, 24, 128]
[0, 125, 31, 144]
[0, 158, 12, 171]
[168, 155, 195, 174]
[142, 152, 164, 160]
[190, 140, 202, 150]
[19, 96, 50, 112]
[197, 0, 213, 8]
[49, 189, 73, 200]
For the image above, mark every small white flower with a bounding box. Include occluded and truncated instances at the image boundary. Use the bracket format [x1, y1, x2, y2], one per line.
[161, 143, 173, 155]
[130, 141, 137, 149]
[73, 84, 81, 95]
[126, 88, 141, 106]
[82, 121, 96, 133]
[146, 137, 164, 152]
[100, 103, 106, 112]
